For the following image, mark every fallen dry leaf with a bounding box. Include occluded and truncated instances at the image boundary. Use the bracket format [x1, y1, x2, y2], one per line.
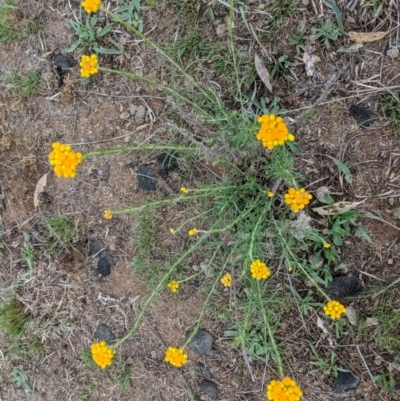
[34, 173, 48, 209]
[346, 305, 358, 326]
[255, 53, 272, 93]
[312, 199, 366, 216]
[348, 31, 387, 43]
[303, 51, 320, 77]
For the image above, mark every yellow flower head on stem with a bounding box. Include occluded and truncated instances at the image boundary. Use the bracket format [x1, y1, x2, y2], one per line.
[250, 259, 271, 280]
[284, 187, 312, 213]
[48, 142, 83, 178]
[323, 300, 346, 320]
[266, 376, 303, 401]
[91, 341, 116, 369]
[169, 228, 175, 234]
[267, 191, 275, 198]
[80, 54, 99, 78]
[220, 273, 232, 287]
[180, 187, 189, 194]
[167, 280, 179, 293]
[103, 209, 112, 220]
[256, 114, 295, 151]
[188, 228, 198, 236]
[324, 243, 331, 249]
[81, 0, 101, 13]
[164, 347, 188, 368]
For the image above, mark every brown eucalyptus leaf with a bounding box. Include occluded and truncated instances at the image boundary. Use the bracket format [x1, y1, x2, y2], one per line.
[312, 199, 366, 216]
[255, 53, 272, 93]
[348, 30, 387, 43]
[34, 173, 48, 209]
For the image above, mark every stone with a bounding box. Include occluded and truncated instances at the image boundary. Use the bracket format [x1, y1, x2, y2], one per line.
[198, 362, 213, 379]
[332, 371, 359, 392]
[185, 329, 220, 356]
[129, 105, 138, 116]
[137, 165, 157, 191]
[135, 105, 146, 124]
[200, 380, 218, 399]
[55, 54, 77, 87]
[349, 104, 377, 128]
[89, 240, 102, 256]
[96, 323, 116, 345]
[326, 276, 364, 299]
[120, 111, 130, 120]
[392, 207, 400, 219]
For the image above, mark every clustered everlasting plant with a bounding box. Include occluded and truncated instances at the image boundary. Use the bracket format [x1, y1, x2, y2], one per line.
[164, 347, 188, 368]
[220, 273, 232, 287]
[266, 376, 303, 401]
[284, 188, 313, 213]
[91, 341, 116, 368]
[167, 280, 179, 293]
[48, 142, 82, 178]
[188, 228, 198, 236]
[323, 300, 346, 319]
[256, 115, 295, 150]
[81, 0, 101, 14]
[103, 209, 112, 220]
[250, 259, 271, 280]
[79, 54, 99, 78]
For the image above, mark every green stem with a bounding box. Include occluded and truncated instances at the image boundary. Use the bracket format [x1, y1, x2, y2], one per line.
[98, 66, 213, 120]
[82, 145, 193, 160]
[100, 8, 226, 118]
[272, 218, 330, 301]
[257, 282, 284, 378]
[183, 245, 229, 348]
[113, 234, 208, 349]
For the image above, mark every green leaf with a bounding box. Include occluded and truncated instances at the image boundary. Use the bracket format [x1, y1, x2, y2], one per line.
[326, 1, 342, 27]
[92, 46, 123, 55]
[64, 41, 81, 53]
[97, 24, 113, 37]
[330, 157, 353, 183]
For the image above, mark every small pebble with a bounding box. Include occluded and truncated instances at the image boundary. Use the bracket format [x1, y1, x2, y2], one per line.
[185, 329, 220, 356]
[326, 276, 364, 299]
[332, 371, 359, 392]
[200, 380, 218, 400]
[96, 323, 116, 344]
[137, 165, 157, 191]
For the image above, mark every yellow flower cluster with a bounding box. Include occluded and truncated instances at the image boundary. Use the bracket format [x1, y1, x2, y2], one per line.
[266, 376, 303, 401]
[180, 187, 189, 194]
[324, 243, 331, 249]
[220, 273, 232, 287]
[284, 188, 312, 213]
[250, 259, 271, 280]
[188, 228, 198, 236]
[80, 54, 99, 78]
[167, 280, 179, 293]
[323, 300, 346, 320]
[49, 142, 83, 178]
[81, 0, 101, 13]
[91, 341, 116, 369]
[256, 115, 295, 151]
[164, 347, 188, 368]
[103, 209, 112, 219]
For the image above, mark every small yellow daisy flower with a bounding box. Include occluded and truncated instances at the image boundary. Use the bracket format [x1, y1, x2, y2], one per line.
[167, 280, 179, 293]
[266, 376, 303, 401]
[323, 300, 346, 320]
[324, 243, 331, 249]
[81, 0, 101, 13]
[284, 187, 313, 213]
[48, 142, 83, 178]
[164, 347, 188, 368]
[169, 228, 175, 234]
[267, 191, 274, 198]
[91, 341, 116, 369]
[220, 273, 232, 287]
[80, 54, 99, 78]
[103, 209, 112, 220]
[250, 259, 271, 280]
[180, 187, 189, 194]
[256, 114, 296, 151]
[188, 228, 198, 236]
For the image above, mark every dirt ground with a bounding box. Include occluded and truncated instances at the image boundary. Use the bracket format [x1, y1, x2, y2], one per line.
[1, 0, 400, 400]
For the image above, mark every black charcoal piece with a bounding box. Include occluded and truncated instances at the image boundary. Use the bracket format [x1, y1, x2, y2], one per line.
[185, 329, 220, 356]
[96, 323, 116, 345]
[349, 104, 377, 127]
[198, 362, 213, 379]
[95, 256, 112, 276]
[157, 152, 179, 171]
[137, 165, 157, 191]
[326, 276, 364, 299]
[100, 251, 114, 267]
[200, 380, 218, 400]
[332, 371, 359, 392]
[55, 54, 77, 87]
[89, 240, 102, 256]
